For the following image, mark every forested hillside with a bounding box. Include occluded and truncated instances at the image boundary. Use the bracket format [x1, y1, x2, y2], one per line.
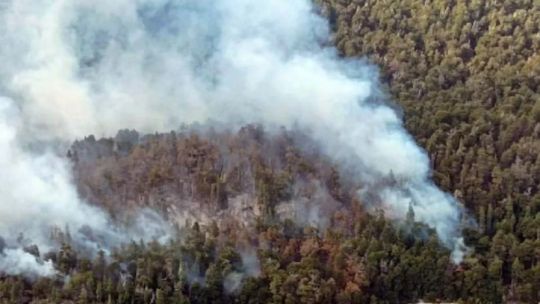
[0, 1, 539, 303]
[316, 0, 540, 301]
[0, 127, 457, 304]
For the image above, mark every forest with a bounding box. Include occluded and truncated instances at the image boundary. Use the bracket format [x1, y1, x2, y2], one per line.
[315, 0, 540, 301]
[0, 0, 539, 303]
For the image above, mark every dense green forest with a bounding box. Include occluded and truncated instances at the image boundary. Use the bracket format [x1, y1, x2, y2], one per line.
[1, 0, 539, 303]
[316, 0, 540, 301]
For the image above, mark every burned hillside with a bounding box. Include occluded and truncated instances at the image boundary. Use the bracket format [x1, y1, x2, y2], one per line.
[69, 126, 357, 233]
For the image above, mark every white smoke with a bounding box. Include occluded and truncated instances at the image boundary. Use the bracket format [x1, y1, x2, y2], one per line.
[0, 249, 55, 278]
[0, 97, 170, 277]
[0, 97, 111, 247]
[0, 0, 467, 276]
[224, 250, 261, 293]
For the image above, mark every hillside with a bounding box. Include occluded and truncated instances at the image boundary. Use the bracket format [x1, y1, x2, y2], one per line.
[316, 0, 540, 301]
[70, 126, 352, 233]
[0, 0, 538, 303]
[0, 127, 457, 304]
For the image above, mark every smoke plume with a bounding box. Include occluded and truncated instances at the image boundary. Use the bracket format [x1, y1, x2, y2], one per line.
[0, 0, 467, 275]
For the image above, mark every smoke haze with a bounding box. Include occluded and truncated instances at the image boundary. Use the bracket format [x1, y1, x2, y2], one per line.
[0, 0, 467, 275]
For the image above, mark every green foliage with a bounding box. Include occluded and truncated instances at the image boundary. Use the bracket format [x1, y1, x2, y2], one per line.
[316, 0, 540, 302]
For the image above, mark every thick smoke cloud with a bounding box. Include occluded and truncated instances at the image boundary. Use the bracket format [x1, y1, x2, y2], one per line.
[0, 97, 170, 276]
[0, 0, 466, 274]
[0, 249, 55, 278]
